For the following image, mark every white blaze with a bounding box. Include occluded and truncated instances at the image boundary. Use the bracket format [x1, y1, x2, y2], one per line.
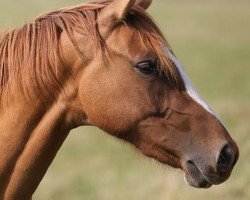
[164, 48, 218, 118]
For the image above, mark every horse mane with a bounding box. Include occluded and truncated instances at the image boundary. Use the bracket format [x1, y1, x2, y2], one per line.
[0, 0, 177, 101]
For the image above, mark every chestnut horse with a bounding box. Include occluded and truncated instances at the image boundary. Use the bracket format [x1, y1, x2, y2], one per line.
[0, 0, 239, 199]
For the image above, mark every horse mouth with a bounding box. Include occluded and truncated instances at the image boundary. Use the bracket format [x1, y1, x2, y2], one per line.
[183, 161, 212, 189]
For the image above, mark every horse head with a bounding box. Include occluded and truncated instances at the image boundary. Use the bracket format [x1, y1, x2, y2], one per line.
[60, 0, 239, 188]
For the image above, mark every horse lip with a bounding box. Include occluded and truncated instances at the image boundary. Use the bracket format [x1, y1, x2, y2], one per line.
[184, 172, 212, 189]
[183, 161, 213, 188]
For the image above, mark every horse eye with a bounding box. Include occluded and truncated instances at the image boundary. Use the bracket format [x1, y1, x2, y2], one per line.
[135, 61, 158, 76]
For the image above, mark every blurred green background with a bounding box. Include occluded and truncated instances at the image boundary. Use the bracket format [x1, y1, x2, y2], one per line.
[1, 0, 250, 199]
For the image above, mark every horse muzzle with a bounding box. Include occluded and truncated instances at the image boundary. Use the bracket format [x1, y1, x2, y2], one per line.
[182, 142, 239, 189]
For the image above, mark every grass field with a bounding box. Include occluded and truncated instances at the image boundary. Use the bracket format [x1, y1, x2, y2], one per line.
[1, 0, 250, 200]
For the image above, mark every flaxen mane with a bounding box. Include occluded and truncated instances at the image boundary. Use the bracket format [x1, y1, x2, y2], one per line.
[0, 0, 176, 100]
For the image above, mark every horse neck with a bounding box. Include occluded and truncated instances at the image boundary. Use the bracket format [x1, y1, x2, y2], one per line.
[0, 87, 84, 199]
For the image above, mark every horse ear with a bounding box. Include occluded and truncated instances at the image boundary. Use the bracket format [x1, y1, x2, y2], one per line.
[136, 0, 152, 10]
[97, 0, 136, 37]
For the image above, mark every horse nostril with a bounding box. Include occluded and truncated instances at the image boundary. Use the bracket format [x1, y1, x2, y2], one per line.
[217, 144, 234, 174]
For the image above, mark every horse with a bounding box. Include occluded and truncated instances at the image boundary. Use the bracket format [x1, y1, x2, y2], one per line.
[0, 0, 239, 199]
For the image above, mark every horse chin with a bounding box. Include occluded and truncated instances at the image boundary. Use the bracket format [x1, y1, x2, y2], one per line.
[183, 162, 212, 189]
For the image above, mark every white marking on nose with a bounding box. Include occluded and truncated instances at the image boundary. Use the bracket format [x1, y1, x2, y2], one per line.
[164, 48, 218, 118]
